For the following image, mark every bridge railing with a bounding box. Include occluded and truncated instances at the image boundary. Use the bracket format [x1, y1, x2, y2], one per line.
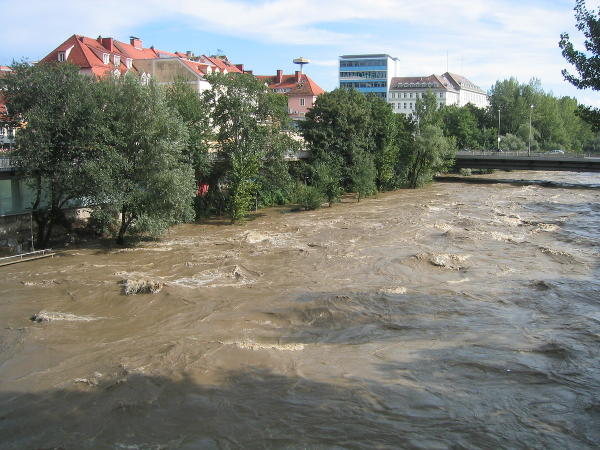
[457, 150, 596, 159]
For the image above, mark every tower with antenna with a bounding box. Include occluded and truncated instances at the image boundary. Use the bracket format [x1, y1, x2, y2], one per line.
[293, 57, 310, 74]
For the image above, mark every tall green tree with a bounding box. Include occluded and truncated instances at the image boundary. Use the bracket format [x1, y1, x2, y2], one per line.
[89, 75, 195, 244]
[164, 78, 213, 182]
[301, 88, 373, 186]
[1, 62, 103, 247]
[439, 105, 479, 149]
[204, 73, 289, 223]
[560, 0, 600, 129]
[414, 91, 440, 131]
[349, 150, 377, 201]
[401, 125, 456, 188]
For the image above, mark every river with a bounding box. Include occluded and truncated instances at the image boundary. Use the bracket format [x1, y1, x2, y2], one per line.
[1, 170, 599, 449]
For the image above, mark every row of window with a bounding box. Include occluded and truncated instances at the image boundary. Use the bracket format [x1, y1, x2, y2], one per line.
[339, 71, 387, 79]
[340, 81, 387, 89]
[340, 59, 387, 68]
[390, 102, 445, 110]
[389, 91, 445, 99]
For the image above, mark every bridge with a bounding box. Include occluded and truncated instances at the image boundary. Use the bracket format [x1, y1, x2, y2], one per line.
[454, 151, 600, 172]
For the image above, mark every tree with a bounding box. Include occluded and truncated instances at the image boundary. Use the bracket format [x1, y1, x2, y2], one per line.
[439, 105, 479, 149]
[500, 133, 526, 151]
[414, 91, 440, 131]
[401, 125, 456, 188]
[89, 74, 195, 244]
[560, 0, 600, 129]
[366, 95, 412, 190]
[164, 78, 213, 182]
[1, 62, 104, 247]
[204, 73, 289, 223]
[349, 150, 377, 201]
[312, 155, 343, 206]
[301, 88, 373, 189]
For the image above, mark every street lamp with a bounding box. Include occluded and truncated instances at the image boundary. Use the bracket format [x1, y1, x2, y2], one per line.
[497, 108, 501, 152]
[528, 104, 534, 156]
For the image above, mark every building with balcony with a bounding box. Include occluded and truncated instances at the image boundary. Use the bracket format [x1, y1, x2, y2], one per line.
[388, 72, 488, 116]
[339, 54, 401, 99]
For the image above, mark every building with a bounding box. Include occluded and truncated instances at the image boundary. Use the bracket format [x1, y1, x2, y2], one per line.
[339, 54, 401, 99]
[40, 35, 247, 93]
[256, 69, 324, 120]
[387, 72, 488, 116]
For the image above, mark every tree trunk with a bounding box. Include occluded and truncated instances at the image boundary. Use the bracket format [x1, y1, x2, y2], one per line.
[116, 206, 129, 245]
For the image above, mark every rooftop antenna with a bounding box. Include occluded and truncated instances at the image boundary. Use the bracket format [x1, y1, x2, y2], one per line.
[446, 50, 449, 73]
[293, 57, 310, 74]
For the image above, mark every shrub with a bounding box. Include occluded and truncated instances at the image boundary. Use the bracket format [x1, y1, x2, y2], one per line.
[294, 183, 324, 210]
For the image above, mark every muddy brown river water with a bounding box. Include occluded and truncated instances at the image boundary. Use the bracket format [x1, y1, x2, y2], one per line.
[1, 171, 599, 449]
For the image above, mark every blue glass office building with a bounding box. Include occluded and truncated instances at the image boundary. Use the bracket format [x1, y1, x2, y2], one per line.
[339, 54, 400, 99]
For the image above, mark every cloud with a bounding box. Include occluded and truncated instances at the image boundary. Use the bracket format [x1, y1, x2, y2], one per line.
[0, 0, 592, 102]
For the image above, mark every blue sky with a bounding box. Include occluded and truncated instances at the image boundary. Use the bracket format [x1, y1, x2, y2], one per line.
[1, 0, 598, 107]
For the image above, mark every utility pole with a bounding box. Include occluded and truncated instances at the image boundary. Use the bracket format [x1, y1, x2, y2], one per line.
[497, 108, 501, 152]
[528, 104, 534, 156]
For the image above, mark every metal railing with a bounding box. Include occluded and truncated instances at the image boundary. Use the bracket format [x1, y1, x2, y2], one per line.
[0, 249, 54, 266]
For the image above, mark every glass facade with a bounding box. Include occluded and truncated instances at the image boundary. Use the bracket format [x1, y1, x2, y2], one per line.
[339, 54, 398, 99]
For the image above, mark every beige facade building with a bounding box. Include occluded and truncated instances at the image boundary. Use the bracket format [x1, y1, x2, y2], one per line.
[388, 72, 488, 115]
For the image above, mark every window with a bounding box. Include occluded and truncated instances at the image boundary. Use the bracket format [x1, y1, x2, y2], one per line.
[102, 53, 109, 65]
[126, 58, 133, 69]
[404, 103, 407, 109]
[300, 98, 305, 106]
[58, 51, 66, 62]
[0, 127, 4, 136]
[113, 55, 121, 66]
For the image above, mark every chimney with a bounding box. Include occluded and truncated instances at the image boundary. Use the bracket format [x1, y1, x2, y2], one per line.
[235, 64, 244, 72]
[295, 70, 301, 82]
[276, 69, 283, 84]
[130, 36, 142, 49]
[186, 51, 194, 59]
[101, 37, 114, 52]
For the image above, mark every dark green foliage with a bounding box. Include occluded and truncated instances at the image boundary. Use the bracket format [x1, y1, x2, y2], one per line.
[1, 62, 104, 247]
[204, 73, 290, 223]
[349, 150, 377, 201]
[401, 125, 456, 188]
[439, 105, 479, 149]
[164, 78, 213, 181]
[500, 133, 526, 151]
[414, 91, 441, 130]
[293, 183, 324, 210]
[560, 0, 600, 130]
[312, 155, 343, 206]
[488, 77, 595, 151]
[301, 88, 414, 195]
[89, 75, 195, 244]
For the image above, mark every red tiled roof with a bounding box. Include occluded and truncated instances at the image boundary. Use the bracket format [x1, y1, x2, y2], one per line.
[202, 55, 243, 73]
[256, 72, 324, 96]
[39, 34, 250, 80]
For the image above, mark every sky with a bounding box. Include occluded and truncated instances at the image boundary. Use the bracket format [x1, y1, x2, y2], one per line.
[1, 0, 599, 107]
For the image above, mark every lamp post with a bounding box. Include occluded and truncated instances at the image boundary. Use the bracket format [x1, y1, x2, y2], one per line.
[528, 104, 534, 156]
[497, 108, 501, 152]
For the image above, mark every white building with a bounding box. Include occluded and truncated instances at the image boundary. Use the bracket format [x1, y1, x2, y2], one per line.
[387, 72, 488, 115]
